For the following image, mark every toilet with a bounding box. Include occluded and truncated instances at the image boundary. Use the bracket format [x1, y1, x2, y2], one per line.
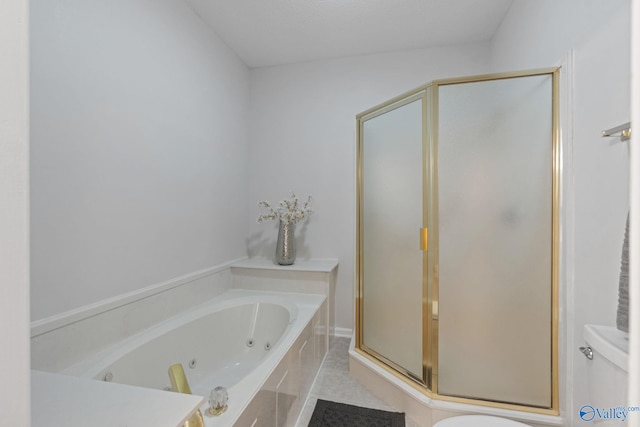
[433, 415, 530, 426]
[581, 324, 629, 424]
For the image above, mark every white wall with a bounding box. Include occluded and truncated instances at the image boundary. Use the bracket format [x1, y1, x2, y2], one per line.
[0, 0, 30, 424]
[30, 0, 251, 320]
[492, 0, 631, 423]
[247, 44, 492, 331]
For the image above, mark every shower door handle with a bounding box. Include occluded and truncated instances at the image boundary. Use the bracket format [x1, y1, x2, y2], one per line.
[420, 228, 428, 251]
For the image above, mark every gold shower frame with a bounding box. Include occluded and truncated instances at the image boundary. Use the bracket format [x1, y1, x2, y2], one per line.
[355, 68, 560, 415]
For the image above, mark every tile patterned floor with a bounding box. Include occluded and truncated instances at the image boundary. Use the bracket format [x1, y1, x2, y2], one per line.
[296, 336, 420, 427]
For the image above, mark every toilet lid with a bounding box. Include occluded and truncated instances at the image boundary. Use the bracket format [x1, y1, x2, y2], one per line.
[434, 415, 531, 427]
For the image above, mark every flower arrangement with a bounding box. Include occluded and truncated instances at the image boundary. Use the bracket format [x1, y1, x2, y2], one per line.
[257, 192, 313, 224]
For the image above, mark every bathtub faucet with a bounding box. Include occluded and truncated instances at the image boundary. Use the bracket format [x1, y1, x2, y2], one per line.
[168, 363, 204, 427]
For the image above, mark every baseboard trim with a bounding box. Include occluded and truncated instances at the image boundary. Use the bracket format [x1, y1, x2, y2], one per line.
[333, 327, 353, 338]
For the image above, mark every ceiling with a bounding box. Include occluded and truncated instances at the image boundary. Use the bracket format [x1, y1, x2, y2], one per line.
[187, 0, 514, 68]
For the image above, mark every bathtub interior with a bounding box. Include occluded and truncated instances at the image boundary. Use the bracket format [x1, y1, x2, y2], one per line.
[86, 302, 292, 392]
[54, 288, 329, 427]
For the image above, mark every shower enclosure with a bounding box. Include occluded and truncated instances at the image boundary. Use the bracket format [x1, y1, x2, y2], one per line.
[356, 68, 559, 413]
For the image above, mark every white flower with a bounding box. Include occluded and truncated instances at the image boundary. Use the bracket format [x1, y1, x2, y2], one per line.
[257, 192, 313, 224]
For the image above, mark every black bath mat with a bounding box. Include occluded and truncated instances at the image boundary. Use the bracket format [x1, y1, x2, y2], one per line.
[308, 399, 405, 427]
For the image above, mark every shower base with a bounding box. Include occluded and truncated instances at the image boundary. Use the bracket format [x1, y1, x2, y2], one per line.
[348, 337, 563, 427]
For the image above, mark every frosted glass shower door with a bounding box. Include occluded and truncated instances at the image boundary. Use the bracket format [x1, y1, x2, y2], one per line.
[360, 97, 424, 380]
[435, 75, 554, 407]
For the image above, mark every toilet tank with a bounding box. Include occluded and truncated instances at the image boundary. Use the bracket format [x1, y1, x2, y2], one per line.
[583, 324, 629, 411]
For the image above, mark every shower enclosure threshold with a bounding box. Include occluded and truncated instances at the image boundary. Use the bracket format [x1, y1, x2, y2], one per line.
[347, 337, 564, 427]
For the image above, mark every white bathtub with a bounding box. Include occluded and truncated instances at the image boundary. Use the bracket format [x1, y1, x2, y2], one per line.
[62, 289, 328, 426]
